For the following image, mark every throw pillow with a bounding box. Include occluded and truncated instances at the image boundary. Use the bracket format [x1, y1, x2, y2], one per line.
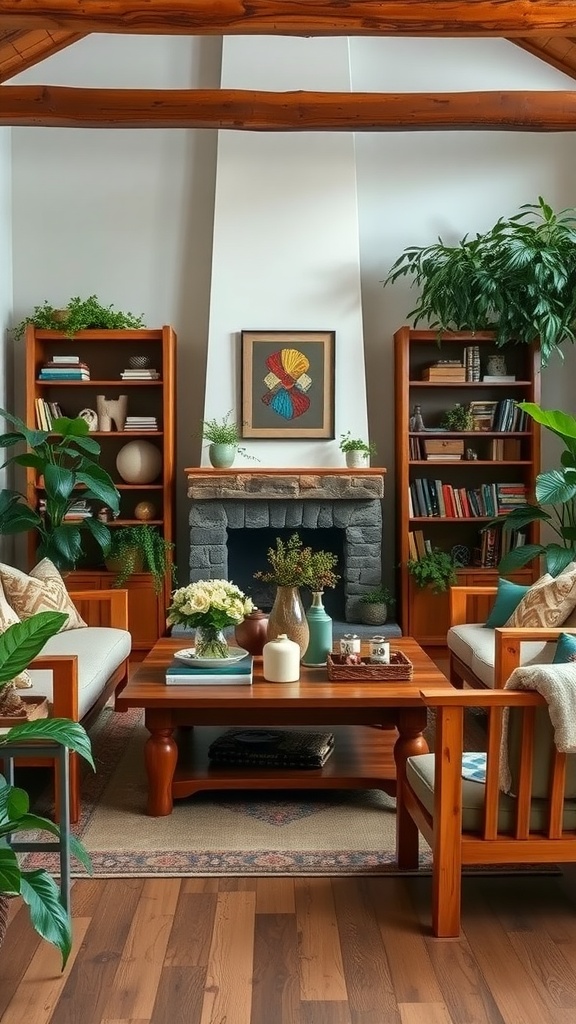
[553, 632, 576, 664]
[484, 578, 530, 628]
[0, 558, 87, 631]
[0, 577, 32, 688]
[505, 563, 576, 629]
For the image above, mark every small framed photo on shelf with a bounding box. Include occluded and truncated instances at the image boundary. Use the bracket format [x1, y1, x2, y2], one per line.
[469, 400, 498, 432]
[241, 329, 335, 438]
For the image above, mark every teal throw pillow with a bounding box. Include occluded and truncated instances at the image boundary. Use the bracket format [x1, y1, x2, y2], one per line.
[484, 578, 530, 629]
[553, 632, 576, 664]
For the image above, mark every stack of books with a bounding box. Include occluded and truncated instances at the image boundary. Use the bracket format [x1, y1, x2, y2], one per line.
[165, 655, 253, 686]
[124, 415, 158, 432]
[120, 367, 160, 380]
[38, 355, 90, 381]
[421, 360, 465, 382]
[34, 398, 63, 431]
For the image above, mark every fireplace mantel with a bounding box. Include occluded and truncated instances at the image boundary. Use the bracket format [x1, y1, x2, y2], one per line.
[185, 466, 386, 501]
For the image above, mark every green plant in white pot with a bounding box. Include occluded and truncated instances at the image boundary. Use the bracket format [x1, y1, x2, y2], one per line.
[339, 432, 377, 468]
[200, 411, 258, 468]
[0, 610, 94, 968]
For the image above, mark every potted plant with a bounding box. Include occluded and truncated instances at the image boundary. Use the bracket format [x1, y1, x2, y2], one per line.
[0, 610, 94, 968]
[407, 549, 458, 593]
[359, 585, 395, 626]
[440, 403, 474, 432]
[488, 402, 576, 577]
[105, 524, 176, 594]
[384, 196, 576, 365]
[0, 410, 120, 571]
[13, 295, 145, 340]
[200, 411, 258, 468]
[339, 432, 377, 468]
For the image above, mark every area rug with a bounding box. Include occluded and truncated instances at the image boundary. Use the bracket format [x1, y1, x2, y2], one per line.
[22, 705, 553, 879]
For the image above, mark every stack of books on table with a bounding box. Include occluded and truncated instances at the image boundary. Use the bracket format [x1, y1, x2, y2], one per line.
[120, 367, 160, 380]
[124, 416, 158, 431]
[38, 355, 90, 381]
[165, 655, 254, 686]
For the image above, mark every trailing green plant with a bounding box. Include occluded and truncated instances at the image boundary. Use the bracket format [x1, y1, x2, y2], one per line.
[105, 525, 176, 594]
[488, 402, 576, 577]
[0, 410, 120, 570]
[360, 585, 395, 606]
[407, 549, 458, 593]
[254, 532, 340, 591]
[384, 197, 576, 365]
[0, 610, 94, 969]
[13, 295, 145, 340]
[200, 411, 258, 460]
[440, 403, 474, 432]
[338, 432, 377, 456]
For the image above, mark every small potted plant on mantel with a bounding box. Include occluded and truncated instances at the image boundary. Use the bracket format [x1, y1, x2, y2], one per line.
[200, 411, 259, 469]
[339, 432, 377, 468]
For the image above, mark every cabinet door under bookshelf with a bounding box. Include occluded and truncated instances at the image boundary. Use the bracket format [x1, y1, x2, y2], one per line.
[394, 327, 541, 645]
[25, 325, 176, 650]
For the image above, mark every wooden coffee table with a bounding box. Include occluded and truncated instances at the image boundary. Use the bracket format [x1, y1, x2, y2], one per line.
[116, 636, 451, 862]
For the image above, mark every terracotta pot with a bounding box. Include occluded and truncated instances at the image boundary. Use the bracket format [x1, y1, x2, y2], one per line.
[235, 609, 269, 655]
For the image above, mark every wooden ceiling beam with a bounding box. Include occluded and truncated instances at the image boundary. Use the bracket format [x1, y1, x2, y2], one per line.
[3, 86, 576, 131]
[0, 30, 84, 83]
[2, 1, 576, 38]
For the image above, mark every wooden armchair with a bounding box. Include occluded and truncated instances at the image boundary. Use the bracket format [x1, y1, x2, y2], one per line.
[398, 686, 576, 937]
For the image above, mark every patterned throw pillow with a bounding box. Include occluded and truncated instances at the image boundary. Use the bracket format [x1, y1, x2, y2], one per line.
[0, 558, 87, 631]
[0, 577, 32, 688]
[505, 564, 576, 629]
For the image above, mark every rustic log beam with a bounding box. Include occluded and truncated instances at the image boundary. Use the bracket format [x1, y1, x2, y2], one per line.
[1, 1, 576, 38]
[2, 86, 576, 131]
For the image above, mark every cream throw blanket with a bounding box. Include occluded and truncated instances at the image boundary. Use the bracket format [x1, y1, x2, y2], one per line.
[499, 663, 576, 793]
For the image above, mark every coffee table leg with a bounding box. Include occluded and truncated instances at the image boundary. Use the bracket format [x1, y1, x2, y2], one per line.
[144, 722, 178, 816]
[394, 708, 429, 870]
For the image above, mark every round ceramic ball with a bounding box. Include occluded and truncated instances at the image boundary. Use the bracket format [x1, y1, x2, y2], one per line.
[134, 500, 157, 522]
[116, 440, 162, 484]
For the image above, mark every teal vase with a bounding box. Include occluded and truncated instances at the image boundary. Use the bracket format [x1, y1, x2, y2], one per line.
[302, 592, 333, 667]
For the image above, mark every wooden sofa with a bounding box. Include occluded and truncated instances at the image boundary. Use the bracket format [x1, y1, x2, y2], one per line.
[16, 588, 131, 822]
[399, 685, 576, 936]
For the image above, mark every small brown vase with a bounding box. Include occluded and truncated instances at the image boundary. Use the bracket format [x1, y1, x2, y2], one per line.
[235, 609, 269, 655]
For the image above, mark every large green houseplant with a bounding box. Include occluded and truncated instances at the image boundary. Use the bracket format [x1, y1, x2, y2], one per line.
[13, 295, 145, 340]
[489, 403, 576, 577]
[385, 197, 576, 365]
[0, 610, 94, 968]
[0, 410, 120, 571]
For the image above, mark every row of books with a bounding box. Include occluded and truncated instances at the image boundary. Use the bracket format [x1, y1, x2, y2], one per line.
[408, 527, 526, 569]
[34, 399, 63, 431]
[473, 398, 528, 433]
[165, 655, 253, 686]
[409, 479, 527, 519]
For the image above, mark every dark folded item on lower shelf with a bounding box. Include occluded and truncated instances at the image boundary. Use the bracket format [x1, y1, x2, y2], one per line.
[208, 728, 335, 768]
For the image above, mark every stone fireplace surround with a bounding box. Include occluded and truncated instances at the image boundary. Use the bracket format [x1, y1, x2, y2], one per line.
[185, 469, 386, 623]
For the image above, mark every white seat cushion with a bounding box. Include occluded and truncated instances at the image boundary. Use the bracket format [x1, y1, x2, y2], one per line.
[447, 623, 554, 688]
[25, 626, 131, 720]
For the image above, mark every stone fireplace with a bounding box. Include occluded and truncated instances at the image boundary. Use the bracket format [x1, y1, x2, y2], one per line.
[186, 469, 385, 623]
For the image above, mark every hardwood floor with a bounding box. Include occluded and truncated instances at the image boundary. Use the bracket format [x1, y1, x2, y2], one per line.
[6, 646, 575, 1023]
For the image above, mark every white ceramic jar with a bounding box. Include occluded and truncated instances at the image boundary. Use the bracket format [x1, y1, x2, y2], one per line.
[263, 633, 300, 682]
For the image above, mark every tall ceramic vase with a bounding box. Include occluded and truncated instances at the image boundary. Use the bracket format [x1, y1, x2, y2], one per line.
[302, 591, 333, 667]
[267, 586, 309, 660]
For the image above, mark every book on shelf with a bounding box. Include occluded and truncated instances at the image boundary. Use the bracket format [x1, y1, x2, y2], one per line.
[464, 345, 481, 382]
[469, 400, 498, 431]
[52, 355, 80, 364]
[482, 375, 516, 383]
[39, 371, 90, 381]
[165, 656, 253, 686]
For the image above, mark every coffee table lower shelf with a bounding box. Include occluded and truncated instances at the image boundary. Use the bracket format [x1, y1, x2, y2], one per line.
[169, 724, 398, 803]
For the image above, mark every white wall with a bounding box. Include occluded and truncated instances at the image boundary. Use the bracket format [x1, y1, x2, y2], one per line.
[7, 35, 576, 586]
[0, 127, 14, 562]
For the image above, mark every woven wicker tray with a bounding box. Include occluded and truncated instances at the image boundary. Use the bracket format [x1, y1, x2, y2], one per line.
[326, 651, 413, 682]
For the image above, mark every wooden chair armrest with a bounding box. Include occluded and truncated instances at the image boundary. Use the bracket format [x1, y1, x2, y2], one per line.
[31, 654, 79, 721]
[493, 626, 576, 688]
[67, 589, 129, 630]
[449, 586, 498, 626]
[418, 687, 545, 708]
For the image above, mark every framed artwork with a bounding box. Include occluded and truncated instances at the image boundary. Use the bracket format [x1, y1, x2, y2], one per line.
[241, 330, 335, 438]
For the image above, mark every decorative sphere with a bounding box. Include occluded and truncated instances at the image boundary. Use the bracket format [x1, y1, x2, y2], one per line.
[134, 500, 157, 521]
[116, 440, 162, 484]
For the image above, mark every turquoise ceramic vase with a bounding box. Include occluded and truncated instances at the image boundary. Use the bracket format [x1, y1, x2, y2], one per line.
[302, 591, 333, 667]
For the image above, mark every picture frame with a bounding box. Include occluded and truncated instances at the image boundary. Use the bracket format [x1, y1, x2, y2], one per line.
[241, 330, 335, 438]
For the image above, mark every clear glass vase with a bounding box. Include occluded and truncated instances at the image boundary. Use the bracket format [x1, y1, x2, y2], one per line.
[194, 624, 229, 659]
[267, 585, 310, 660]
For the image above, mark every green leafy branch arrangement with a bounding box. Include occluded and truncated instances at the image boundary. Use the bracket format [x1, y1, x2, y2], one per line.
[407, 549, 457, 593]
[254, 533, 341, 591]
[13, 295, 145, 340]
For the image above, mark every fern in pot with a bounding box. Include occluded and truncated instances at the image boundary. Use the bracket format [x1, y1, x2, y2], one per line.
[407, 549, 457, 594]
[105, 525, 175, 594]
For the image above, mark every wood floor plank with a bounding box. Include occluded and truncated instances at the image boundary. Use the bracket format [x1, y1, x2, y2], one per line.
[101, 879, 181, 1020]
[300, 1002, 352, 1023]
[370, 877, 444, 1004]
[164, 892, 217, 968]
[199, 890, 256, 1024]
[250, 913, 300, 1024]
[69, 879, 105, 916]
[295, 879, 348, 1002]
[150, 965, 207, 1024]
[182, 879, 219, 893]
[332, 877, 400, 1022]
[399, 1002, 454, 1024]
[49, 879, 145, 1024]
[256, 877, 295, 914]
[0, 900, 43, 1018]
[0, 918, 90, 1024]
[218, 878, 258, 891]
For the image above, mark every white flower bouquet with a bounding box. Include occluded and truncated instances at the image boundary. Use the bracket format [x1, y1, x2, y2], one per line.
[167, 579, 255, 658]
